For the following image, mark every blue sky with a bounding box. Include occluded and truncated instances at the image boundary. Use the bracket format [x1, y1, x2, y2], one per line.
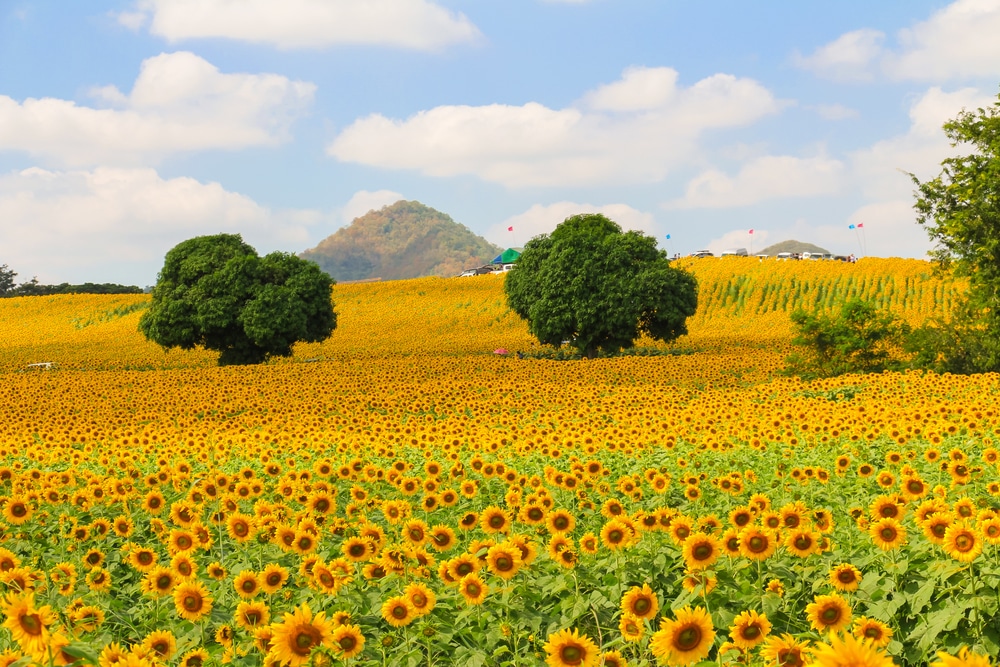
[2, 0, 999, 285]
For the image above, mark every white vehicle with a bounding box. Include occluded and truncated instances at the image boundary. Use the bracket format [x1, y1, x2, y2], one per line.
[720, 248, 748, 257]
[691, 250, 714, 258]
[776, 252, 794, 260]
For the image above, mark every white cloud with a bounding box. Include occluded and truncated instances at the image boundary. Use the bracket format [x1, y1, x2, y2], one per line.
[850, 86, 995, 200]
[121, 0, 480, 51]
[666, 154, 846, 209]
[328, 67, 783, 188]
[0, 52, 315, 167]
[581, 66, 680, 112]
[796, 0, 1000, 83]
[811, 103, 860, 121]
[792, 29, 885, 82]
[339, 189, 404, 225]
[488, 202, 656, 245]
[883, 0, 1000, 81]
[0, 167, 320, 284]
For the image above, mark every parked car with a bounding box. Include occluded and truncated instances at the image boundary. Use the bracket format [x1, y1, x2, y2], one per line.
[691, 250, 714, 258]
[720, 248, 748, 257]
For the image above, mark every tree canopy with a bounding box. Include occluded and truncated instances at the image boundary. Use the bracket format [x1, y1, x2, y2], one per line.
[504, 214, 698, 358]
[139, 234, 336, 365]
[911, 89, 1000, 372]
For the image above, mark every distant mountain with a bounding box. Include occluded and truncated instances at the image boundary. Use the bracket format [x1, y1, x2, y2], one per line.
[758, 240, 831, 256]
[300, 201, 502, 282]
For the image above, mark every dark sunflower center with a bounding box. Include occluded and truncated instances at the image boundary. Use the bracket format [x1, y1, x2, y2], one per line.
[955, 533, 974, 551]
[21, 613, 43, 636]
[392, 605, 408, 619]
[496, 556, 513, 571]
[293, 628, 319, 654]
[560, 645, 584, 665]
[749, 536, 767, 552]
[693, 544, 712, 560]
[184, 595, 200, 611]
[820, 607, 841, 624]
[742, 625, 761, 639]
[339, 636, 357, 651]
[676, 625, 702, 650]
[633, 598, 651, 614]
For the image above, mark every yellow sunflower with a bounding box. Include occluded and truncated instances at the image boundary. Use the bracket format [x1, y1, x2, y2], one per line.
[260, 564, 289, 594]
[739, 527, 777, 561]
[760, 633, 811, 667]
[0, 592, 57, 657]
[173, 580, 213, 622]
[620, 584, 658, 621]
[808, 632, 894, 667]
[729, 610, 771, 650]
[868, 518, 906, 551]
[267, 604, 334, 667]
[851, 616, 893, 648]
[142, 629, 177, 662]
[943, 522, 983, 562]
[404, 582, 436, 617]
[828, 563, 863, 592]
[682, 533, 721, 570]
[600, 650, 627, 667]
[601, 519, 632, 551]
[543, 628, 599, 667]
[381, 595, 415, 627]
[480, 506, 512, 534]
[931, 646, 994, 667]
[458, 572, 489, 606]
[649, 606, 715, 666]
[784, 529, 819, 558]
[619, 613, 644, 643]
[234, 570, 262, 599]
[330, 624, 365, 660]
[805, 594, 852, 634]
[486, 544, 523, 580]
[234, 601, 270, 631]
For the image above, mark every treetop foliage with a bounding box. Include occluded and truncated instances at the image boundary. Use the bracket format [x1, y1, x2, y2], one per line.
[140, 234, 336, 366]
[504, 213, 698, 358]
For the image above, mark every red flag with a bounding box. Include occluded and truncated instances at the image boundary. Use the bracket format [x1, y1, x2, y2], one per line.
[748, 229, 754, 234]
[856, 223, 864, 228]
[507, 226, 514, 232]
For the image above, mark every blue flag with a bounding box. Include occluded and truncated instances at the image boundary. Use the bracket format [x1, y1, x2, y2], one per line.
[665, 234, 671, 240]
[849, 224, 855, 229]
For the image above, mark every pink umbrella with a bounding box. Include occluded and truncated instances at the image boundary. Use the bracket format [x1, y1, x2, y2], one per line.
[493, 348, 509, 355]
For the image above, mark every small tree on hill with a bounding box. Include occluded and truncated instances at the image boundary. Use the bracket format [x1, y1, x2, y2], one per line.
[504, 214, 698, 358]
[0, 264, 16, 296]
[140, 234, 337, 365]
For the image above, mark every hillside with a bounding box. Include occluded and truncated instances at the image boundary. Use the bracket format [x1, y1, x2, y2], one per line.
[758, 239, 831, 255]
[300, 200, 501, 281]
[0, 257, 958, 372]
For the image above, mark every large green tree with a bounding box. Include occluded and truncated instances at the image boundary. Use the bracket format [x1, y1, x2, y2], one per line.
[140, 234, 337, 365]
[504, 214, 698, 358]
[911, 90, 1000, 371]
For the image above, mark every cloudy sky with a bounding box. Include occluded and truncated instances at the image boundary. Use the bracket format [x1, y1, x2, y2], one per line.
[2, 0, 999, 285]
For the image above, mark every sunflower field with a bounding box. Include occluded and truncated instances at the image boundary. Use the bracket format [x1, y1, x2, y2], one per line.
[1, 258, 997, 667]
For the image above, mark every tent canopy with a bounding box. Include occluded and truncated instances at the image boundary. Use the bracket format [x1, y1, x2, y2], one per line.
[492, 248, 521, 263]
